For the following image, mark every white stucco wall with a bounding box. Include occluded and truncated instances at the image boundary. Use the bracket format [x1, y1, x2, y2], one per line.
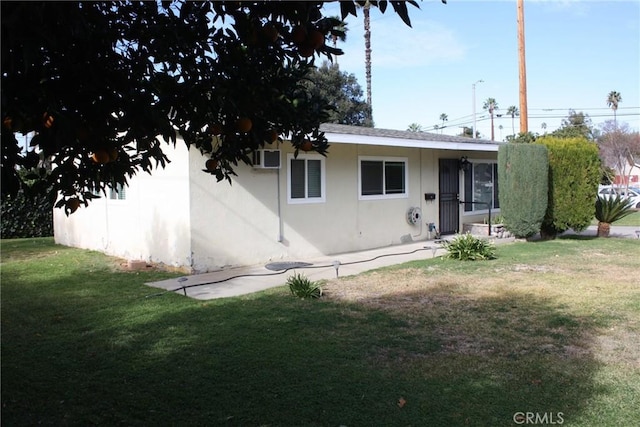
[54, 134, 499, 272]
[54, 142, 192, 267]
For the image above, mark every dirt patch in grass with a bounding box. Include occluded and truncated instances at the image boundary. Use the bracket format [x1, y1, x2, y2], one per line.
[322, 258, 639, 367]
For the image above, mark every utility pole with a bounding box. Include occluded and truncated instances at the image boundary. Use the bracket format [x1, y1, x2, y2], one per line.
[517, 0, 528, 133]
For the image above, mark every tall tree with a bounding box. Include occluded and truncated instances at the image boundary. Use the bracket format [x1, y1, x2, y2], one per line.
[551, 110, 595, 140]
[506, 105, 519, 136]
[363, 2, 372, 119]
[304, 62, 372, 126]
[459, 126, 478, 138]
[329, 16, 347, 65]
[439, 113, 448, 134]
[1, 1, 421, 212]
[598, 120, 640, 187]
[483, 98, 499, 141]
[606, 90, 622, 128]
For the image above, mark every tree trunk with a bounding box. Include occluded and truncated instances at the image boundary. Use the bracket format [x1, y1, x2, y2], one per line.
[490, 109, 495, 141]
[364, 3, 372, 116]
[597, 222, 611, 238]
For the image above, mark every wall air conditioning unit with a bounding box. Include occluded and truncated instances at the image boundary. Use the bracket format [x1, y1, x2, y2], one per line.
[252, 149, 281, 169]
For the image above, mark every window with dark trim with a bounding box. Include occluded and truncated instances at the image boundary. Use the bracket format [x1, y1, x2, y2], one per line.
[359, 157, 408, 199]
[463, 161, 499, 212]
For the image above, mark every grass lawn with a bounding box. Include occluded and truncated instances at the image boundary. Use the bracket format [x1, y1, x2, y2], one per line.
[2, 237, 639, 426]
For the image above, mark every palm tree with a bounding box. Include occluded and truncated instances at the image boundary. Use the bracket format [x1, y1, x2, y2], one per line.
[483, 98, 499, 141]
[329, 17, 347, 65]
[498, 124, 504, 141]
[506, 105, 519, 136]
[595, 194, 634, 237]
[607, 90, 622, 128]
[363, 2, 372, 119]
[541, 122, 547, 133]
[439, 113, 448, 134]
[407, 123, 423, 132]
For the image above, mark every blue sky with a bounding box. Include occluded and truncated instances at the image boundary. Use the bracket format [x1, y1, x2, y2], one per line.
[321, 0, 640, 140]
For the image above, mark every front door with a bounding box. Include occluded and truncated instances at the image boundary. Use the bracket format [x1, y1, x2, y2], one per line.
[439, 158, 460, 235]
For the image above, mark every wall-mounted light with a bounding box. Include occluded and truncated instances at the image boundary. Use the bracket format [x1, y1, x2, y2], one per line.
[459, 156, 472, 172]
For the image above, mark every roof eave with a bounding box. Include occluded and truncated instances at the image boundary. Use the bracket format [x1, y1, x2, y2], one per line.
[323, 132, 502, 152]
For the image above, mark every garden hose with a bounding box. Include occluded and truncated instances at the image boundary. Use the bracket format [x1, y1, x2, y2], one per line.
[145, 246, 441, 299]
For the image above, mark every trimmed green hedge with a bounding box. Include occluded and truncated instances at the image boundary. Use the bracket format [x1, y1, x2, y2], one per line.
[535, 136, 601, 238]
[498, 144, 548, 238]
[1, 189, 54, 239]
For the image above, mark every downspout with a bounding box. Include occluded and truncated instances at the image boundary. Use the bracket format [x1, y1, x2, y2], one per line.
[412, 148, 423, 238]
[276, 141, 283, 242]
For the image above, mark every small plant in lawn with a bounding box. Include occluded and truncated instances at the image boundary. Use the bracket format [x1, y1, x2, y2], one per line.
[287, 273, 322, 298]
[443, 233, 496, 261]
[595, 194, 635, 237]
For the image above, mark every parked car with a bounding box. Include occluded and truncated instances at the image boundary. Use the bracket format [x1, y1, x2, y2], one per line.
[598, 185, 640, 209]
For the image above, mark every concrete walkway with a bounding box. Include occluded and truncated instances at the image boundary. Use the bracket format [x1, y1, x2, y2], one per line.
[146, 225, 639, 300]
[560, 224, 640, 239]
[146, 236, 514, 300]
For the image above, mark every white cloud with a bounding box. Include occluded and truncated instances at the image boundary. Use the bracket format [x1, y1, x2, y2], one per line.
[336, 16, 466, 71]
[373, 20, 467, 67]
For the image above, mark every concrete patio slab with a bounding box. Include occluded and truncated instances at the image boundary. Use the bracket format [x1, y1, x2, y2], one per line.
[146, 235, 514, 300]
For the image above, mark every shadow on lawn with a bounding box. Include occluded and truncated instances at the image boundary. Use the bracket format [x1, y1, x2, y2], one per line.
[2, 272, 606, 426]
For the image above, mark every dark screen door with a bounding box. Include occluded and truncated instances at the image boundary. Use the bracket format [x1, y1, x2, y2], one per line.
[439, 158, 460, 235]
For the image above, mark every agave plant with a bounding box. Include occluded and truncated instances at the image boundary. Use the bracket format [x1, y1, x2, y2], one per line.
[442, 233, 496, 261]
[595, 195, 635, 237]
[287, 273, 322, 299]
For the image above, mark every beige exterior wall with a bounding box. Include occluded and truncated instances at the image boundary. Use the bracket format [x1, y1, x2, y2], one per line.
[54, 135, 499, 272]
[188, 142, 498, 271]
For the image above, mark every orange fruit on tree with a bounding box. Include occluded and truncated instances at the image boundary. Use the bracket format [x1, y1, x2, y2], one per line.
[307, 29, 324, 50]
[209, 123, 223, 135]
[67, 198, 81, 214]
[265, 129, 278, 144]
[261, 23, 279, 42]
[108, 147, 119, 162]
[91, 149, 110, 164]
[298, 44, 315, 57]
[42, 112, 54, 129]
[3, 116, 12, 130]
[205, 159, 219, 171]
[235, 117, 252, 133]
[291, 25, 307, 44]
[301, 140, 313, 152]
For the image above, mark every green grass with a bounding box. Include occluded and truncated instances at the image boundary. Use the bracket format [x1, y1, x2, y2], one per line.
[2, 237, 639, 426]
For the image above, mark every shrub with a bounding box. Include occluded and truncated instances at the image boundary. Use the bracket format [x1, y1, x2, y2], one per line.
[443, 233, 496, 261]
[595, 195, 635, 237]
[498, 144, 548, 238]
[1, 189, 54, 239]
[535, 136, 601, 238]
[287, 273, 322, 299]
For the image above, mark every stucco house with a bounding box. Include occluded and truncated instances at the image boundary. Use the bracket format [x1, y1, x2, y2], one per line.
[54, 123, 503, 272]
[613, 161, 640, 186]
